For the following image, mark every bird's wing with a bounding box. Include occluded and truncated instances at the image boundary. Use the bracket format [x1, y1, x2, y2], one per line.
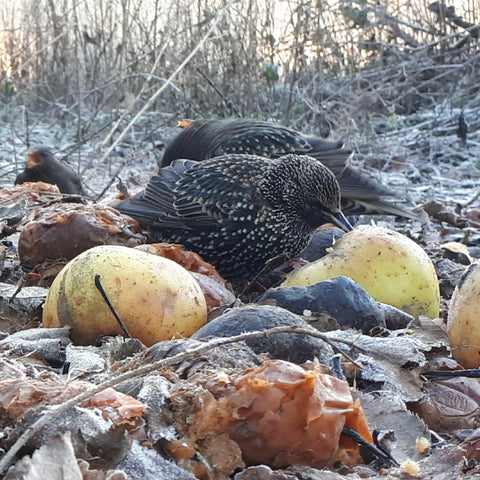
[207, 120, 353, 176]
[161, 122, 212, 165]
[116, 159, 195, 226]
[119, 156, 268, 230]
[336, 167, 394, 199]
[173, 155, 268, 225]
[208, 120, 341, 156]
[209, 120, 302, 157]
[335, 167, 419, 219]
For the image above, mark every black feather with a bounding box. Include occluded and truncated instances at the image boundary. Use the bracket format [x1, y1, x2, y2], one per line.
[161, 118, 418, 219]
[117, 153, 351, 279]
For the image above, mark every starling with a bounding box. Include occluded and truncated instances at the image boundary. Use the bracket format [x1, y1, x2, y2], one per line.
[15, 146, 84, 195]
[116, 153, 351, 279]
[161, 118, 417, 219]
[161, 118, 350, 167]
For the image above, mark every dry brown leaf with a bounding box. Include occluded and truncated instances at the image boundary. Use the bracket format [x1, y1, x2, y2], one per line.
[81, 387, 145, 429]
[409, 377, 480, 433]
[134, 243, 225, 284]
[0, 375, 144, 429]
[0, 182, 62, 202]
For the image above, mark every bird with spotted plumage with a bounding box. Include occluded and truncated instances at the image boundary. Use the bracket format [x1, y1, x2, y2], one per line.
[116, 153, 351, 280]
[15, 146, 84, 195]
[161, 118, 417, 219]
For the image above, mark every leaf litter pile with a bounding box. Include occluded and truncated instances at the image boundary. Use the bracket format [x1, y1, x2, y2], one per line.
[0, 108, 480, 480]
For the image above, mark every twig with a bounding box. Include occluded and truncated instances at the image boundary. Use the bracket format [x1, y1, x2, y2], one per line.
[195, 67, 241, 116]
[100, 44, 170, 147]
[85, 7, 230, 183]
[423, 368, 480, 378]
[464, 189, 480, 207]
[94, 166, 128, 202]
[78, 73, 181, 97]
[94, 274, 131, 338]
[342, 426, 399, 468]
[24, 108, 29, 149]
[16, 30, 69, 72]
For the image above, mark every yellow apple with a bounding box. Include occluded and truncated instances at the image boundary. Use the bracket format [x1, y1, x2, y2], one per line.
[447, 262, 480, 368]
[283, 225, 440, 319]
[43, 245, 207, 345]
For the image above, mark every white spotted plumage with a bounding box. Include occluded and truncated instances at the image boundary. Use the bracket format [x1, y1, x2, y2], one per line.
[117, 153, 349, 279]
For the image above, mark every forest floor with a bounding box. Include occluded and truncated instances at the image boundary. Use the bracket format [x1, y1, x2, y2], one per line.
[0, 99, 480, 479]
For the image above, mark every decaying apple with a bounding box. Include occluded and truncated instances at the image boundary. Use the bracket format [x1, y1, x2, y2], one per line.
[42, 245, 207, 345]
[283, 225, 440, 319]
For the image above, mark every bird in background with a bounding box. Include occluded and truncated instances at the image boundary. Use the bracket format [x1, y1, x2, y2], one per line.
[457, 111, 468, 147]
[161, 118, 418, 219]
[116, 153, 351, 279]
[15, 146, 84, 195]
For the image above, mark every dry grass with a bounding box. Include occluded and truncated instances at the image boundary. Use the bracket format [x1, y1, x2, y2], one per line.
[0, 0, 478, 144]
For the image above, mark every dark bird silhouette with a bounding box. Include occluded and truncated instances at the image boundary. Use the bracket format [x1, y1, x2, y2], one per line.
[457, 111, 468, 146]
[15, 146, 84, 195]
[116, 153, 351, 279]
[161, 118, 417, 219]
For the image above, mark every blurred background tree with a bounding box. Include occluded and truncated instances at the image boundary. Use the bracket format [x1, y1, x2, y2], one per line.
[0, 0, 478, 139]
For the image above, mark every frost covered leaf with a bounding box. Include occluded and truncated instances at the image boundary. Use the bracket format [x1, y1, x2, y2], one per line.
[326, 330, 429, 402]
[0, 182, 62, 229]
[4, 432, 82, 480]
[234, 465, 297, 479]
[0, 325, 69, 366]
[81, 387, 145, 429]
[0, 376, 92, 423]
[360, 393, 430, 464]
[0, 282, 49, 331]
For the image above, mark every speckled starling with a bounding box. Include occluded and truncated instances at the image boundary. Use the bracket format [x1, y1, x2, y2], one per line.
[161, 118, 417, 218]
[116, 153, 351, 279]
[15, 146, 84, 195]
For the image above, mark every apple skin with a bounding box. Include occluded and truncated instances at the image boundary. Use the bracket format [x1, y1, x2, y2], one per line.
[283, 225, 440, 319]
[448, 262, 480, 368]
[42, 245, 207, 346]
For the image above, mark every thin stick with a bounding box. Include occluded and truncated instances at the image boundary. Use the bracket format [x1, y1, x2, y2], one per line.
[0, 325, 364, 474]
[100, 47, 169, 147]
[342, 426, 399, 468]
[423, 368, 480, 378]
[464, 189, 480, 207]
[84, 7, 230, 183]
[94, 274, 131, 338]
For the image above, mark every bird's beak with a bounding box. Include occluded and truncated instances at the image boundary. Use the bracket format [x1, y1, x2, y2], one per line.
[177, 119, 193, 129]
[26, 152, 43, 169]
[328, 210, 354, 232]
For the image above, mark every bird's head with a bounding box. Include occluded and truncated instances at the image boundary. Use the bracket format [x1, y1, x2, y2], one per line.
[26, 146, 55, 169]
[265, 154, 352, 232]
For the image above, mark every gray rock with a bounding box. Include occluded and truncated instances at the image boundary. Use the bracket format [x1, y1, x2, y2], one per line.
[259, 276, 385, 334]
